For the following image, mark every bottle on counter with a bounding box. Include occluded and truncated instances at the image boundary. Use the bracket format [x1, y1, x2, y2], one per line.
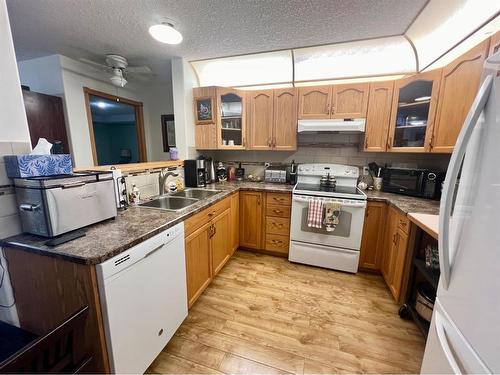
[129, 184, 141, 205]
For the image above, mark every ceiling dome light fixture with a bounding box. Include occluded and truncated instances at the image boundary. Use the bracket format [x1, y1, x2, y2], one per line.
[149, 22, 183, 45]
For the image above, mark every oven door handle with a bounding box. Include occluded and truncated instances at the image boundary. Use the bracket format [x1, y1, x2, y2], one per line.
[292, 196, 366, 208]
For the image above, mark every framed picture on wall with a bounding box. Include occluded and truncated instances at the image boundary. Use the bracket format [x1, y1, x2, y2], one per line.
[194, 96, 214, 124]
[161, 114, 176, 152]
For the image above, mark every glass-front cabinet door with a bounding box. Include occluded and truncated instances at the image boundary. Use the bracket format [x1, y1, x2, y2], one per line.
[387, 70, 442, 152]
[217, 88, 246, 149]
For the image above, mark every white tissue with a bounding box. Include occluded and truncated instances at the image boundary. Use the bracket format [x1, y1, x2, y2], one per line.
[30, 138, 53, 155]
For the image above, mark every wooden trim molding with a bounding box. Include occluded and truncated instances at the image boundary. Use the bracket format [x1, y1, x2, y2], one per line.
[83, 87, 148, 165]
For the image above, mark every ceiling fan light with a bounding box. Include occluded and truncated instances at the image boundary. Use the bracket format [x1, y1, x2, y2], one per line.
[149, 23, 183, 45]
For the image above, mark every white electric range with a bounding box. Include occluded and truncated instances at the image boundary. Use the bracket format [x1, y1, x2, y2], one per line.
[289, 163, 367, 273]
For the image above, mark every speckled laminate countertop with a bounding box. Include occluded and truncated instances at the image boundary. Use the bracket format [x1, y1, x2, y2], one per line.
[365, 190, 440, 215]
[1, 181, 293, 265]
[1, 181, 438, 265]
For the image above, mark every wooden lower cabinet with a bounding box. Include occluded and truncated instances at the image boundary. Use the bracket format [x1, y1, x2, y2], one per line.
[230, 192, 239, 254]
[359, 201, 387, 271]
[239, 191, 264, 249]
[211, 208, 232, 275]
[184, 195, 236, 308]
[381, 206, 410, 302]
[185, 221, 213, 308]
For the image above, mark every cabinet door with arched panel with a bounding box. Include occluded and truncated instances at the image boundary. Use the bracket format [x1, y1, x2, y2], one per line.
[298, 85, 332, 119]
[331, 83, 369, 119]
[387, 70, 442, 152]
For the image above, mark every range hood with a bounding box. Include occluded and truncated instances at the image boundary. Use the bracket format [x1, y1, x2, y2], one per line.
[297, 118, 365, 133]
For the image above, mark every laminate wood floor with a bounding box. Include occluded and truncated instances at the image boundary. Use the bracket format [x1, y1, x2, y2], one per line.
[148, 251, 425, 374]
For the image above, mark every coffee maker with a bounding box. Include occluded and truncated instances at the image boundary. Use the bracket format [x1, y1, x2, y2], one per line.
[184, 159, 206, 187]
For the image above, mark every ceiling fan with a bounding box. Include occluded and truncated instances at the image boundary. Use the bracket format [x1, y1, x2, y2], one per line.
[79, 54, 153, 87]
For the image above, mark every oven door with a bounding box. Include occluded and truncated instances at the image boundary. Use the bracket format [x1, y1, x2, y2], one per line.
[290, 194, 366, 250]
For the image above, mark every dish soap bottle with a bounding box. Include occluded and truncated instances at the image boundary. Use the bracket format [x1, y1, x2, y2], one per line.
[129, 184, 141, 205]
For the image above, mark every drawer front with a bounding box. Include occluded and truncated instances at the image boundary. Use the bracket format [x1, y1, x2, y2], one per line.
[266, 192, 292, 207]
[265, 234, 290, 254]
[266, 204, 291, 218]
[185, 197, 230, 236]
[397, 215, 410, 234]
[266, 216, 290, 236]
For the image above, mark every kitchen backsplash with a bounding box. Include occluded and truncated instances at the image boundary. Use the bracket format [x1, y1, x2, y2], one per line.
[0, 141, 31, 239]
[203, 133, 451, 178]
[124, 167, 185, 200]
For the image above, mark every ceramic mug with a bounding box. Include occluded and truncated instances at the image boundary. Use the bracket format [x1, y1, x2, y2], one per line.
[228, 140, 235, 146]
[373, 177, 383, 191]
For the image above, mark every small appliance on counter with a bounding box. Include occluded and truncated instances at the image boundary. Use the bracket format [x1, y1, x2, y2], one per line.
[14, 172, 117, 238]
[184, 159, 206, 187]
[289, 160, 297, 185]
[264, 166, 287, 183]
[216, 162, 227, 182]
[382, 167, 444, 199]
[204, 157, 216, 184]
[236, 162, 245, 181]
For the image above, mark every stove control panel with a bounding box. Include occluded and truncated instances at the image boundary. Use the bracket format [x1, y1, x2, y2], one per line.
[298, 164, 359, 178]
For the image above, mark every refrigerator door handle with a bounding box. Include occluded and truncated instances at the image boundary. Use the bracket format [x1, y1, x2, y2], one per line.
[439, 75, 493, 290]
[435, 311, 462, 374]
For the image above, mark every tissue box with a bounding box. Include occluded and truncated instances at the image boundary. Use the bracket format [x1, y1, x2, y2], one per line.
[4, 154, 72, 178]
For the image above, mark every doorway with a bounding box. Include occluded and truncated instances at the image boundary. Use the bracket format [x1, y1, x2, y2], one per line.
[84, 88, 147, 165]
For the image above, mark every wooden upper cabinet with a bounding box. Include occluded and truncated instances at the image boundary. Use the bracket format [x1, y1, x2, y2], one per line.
[387, 69, 442, 153]
[193, 87, 218, 150]
[298, 85, 332, 119]
[273, 88, 297, 151]
[247, 90, 274, 150]
[431, 39, 490, 153]
[239, 191, 263, 250]
[363, 81, 394, 152]
[359, 201, 387, 271]
[331, 83, 369, 119]
[217, 88, 246, 149]
[489, 30, 500, 56]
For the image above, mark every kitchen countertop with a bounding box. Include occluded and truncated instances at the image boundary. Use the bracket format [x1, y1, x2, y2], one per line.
[365, 190, 440, 215]
[1, 181, 293, 265]
[408, 213, 439, 239]
[1, 181, 439, 265]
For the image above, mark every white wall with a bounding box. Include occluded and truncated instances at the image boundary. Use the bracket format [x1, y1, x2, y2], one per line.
[18, 55, 64, 95]
[0, 0, 29, 143]
[172, 58, 198, 160]
[58, 55, 173, 167]
[0, 0, 28, 326]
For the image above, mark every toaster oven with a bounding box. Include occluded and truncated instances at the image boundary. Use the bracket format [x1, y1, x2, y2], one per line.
[14, 172, 117, 237]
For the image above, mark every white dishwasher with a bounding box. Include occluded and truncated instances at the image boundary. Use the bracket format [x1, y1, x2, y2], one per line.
[96, 222, 187, 374]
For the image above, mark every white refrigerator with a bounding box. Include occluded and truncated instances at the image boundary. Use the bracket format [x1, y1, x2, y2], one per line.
[421, 52, 500, 373]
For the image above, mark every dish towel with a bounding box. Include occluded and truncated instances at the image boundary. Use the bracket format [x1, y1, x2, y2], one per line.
[324, 202, 342, 232]
[307, 198, 324, 228]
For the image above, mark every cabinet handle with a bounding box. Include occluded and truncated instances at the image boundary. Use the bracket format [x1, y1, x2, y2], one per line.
[428, 133, 435, 150]
[257, 196, 261, 205]
[273, 197, 283, 202]
[364, 136, 368, 149]
[273, 209, 283, 214]
[208, 210, 216, 217]
[326, 103, 330, 115]
[400, 220, 407, 227]
[387, 136, 393, 149]
[272, 138, 276, 148]
[268, 138, 272, 148]
[393, 233, 397, 245]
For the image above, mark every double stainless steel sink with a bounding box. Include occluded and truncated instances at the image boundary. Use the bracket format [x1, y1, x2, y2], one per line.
[139, 188, 221, 212]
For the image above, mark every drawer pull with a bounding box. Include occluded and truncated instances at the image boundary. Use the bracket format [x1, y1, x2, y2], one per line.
[400, 220, 407, 226]
[273, 209, 283, 214]
[208, 210, 216, 217]
[272, 223, 283, 227]
[271, 239, 283, 244]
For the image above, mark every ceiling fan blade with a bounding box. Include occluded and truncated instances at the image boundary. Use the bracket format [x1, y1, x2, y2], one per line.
[79, 57, 110, 71]
[126, 66, 153, 74]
